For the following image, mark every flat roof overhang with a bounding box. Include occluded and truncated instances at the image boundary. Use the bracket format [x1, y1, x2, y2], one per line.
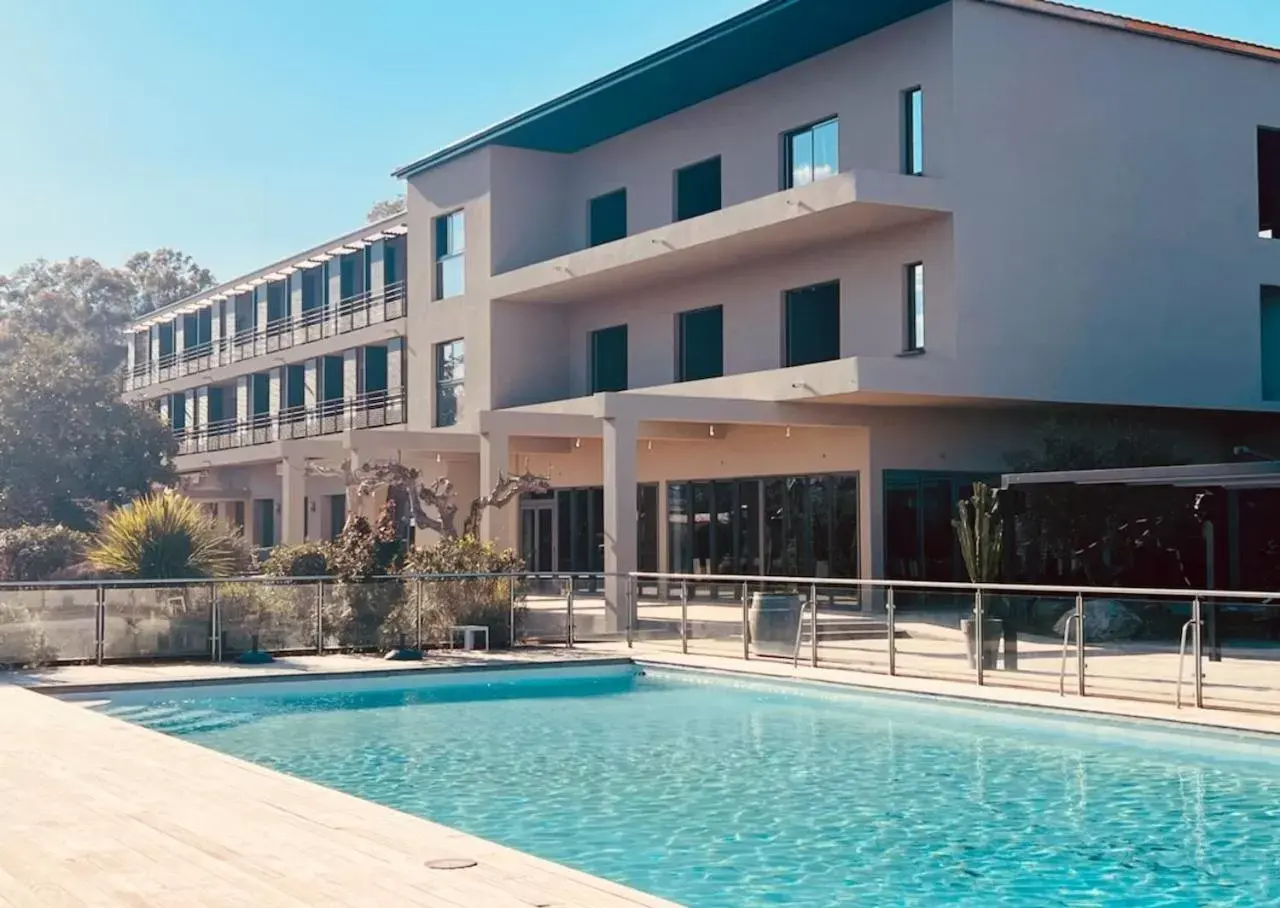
[392, 0, 946, 179]
[1002, 461, 1280, 491]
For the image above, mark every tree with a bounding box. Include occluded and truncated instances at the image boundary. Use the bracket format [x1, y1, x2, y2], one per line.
[366, 197, 406, 222]
[310, 460, 550, 539]
[0, 335, 176, 529]
[88, 491, 245, 579]
[124, 248, 216, 315]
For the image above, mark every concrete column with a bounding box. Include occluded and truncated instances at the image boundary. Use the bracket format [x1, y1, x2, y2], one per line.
[479, 432, 512, 547]
[254, 285, 268, 355]
[209, 300, 223, 363]
[268, 367, 283, 440]
[603, 417, 638, 633]
[225, 298, 238, 349]
[852, 427, 885, 610]
[303, 358, 319, 433]
[387, 337, 404, 422]
[280, 458, 306, 545]
[243, 498, 256, 549]
[288, 271, 304, 345]
[195, 388, 208, 449]
[173, 316, 185, 369]
[326, 259, 342, 331]
[368, 241, 386, 323]
[343, 349, 359, 417]
[148, 325, 159, 377]
[236, 375, 250, 444]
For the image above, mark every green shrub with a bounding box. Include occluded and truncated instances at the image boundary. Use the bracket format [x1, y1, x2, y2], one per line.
[217, 581, 317, 653]
[403, 536, 525, 648]
[260, 542, 335, 578]
[321, 503, 407, 649]
[0, 525, 90, 581]
[88, 492, 244, 579]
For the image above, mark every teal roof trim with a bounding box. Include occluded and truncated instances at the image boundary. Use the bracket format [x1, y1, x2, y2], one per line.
[392, 0, 947, 179]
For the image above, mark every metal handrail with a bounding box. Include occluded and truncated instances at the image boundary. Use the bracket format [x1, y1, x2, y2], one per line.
[1176, 597, 1205, 709]
[127, 282, 407, 389]
[631, 570, 1280, 604]
[1058, 614, 1080, 696]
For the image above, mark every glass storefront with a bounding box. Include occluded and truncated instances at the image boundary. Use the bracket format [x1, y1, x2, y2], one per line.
[519, 485, 659, 579]
[883, 470, 996, 583]
[668, 473, 859, 579]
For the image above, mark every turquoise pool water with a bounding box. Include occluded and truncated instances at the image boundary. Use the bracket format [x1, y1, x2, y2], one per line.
[89, 665, 1280, 907]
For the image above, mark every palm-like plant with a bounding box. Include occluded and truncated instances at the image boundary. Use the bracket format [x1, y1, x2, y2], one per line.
[88, 491, 242, 579]
[953, 482, 1003, 583]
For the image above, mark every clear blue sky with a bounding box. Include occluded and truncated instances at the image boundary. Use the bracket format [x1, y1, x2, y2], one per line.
[1, 0, 1276, 281]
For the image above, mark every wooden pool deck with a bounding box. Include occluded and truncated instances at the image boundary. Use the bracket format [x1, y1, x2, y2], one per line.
[0, 654, 678, 908]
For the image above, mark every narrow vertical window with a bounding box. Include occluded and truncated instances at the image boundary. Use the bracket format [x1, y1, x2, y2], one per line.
[589, 189, 628, 246]
[903, 87, 924, 176]
[783, 281, 840, 366]
[905, 262, 925, 352]
[676, 305, 724, 381]
[589, 325, 628, 393]
[674, 157, 722, 221]
[435, 339, 465, 426]
[434, 209, 466, 299]
[784, 117, 839, 189]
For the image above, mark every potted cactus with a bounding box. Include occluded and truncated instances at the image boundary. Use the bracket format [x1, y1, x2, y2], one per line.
[953, 482, 1005, 670]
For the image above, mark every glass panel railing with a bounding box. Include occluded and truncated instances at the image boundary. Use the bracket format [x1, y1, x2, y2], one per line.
[102, 583, 212, 661]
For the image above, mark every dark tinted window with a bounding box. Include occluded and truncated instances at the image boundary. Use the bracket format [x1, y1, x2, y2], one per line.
[590, 325, 628, 393]
[784, 281, 840, 366]
[674, 157, 722, 221]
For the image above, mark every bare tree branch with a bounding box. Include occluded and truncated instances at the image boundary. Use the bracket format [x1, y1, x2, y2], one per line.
[462, 472, 551, 538]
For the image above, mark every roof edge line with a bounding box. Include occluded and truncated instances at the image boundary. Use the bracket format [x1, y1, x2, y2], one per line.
[390, 0, 805, 180]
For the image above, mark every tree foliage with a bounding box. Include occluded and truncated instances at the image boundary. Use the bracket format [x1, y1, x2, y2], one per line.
[124, 249, 216, 315]
[366, 196, 406, 223]
[0, 525, 91, 582]
[0, 336, 176, 529]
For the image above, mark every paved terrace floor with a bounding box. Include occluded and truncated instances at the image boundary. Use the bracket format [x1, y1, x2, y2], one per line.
[0, 652, 678, 908]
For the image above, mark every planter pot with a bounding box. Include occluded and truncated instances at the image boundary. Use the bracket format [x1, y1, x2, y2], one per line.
[748, 593, 802, 657]
[960, 618, 1004, 670]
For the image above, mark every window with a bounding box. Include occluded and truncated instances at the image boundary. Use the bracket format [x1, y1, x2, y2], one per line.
[589, 189, 628, 247]
[253, 499, 275, 549]
[1260, 128, 1280, 239]
[301, 267, 323, 313]
[884, 471, 996, 590]
[251, 373, 270, 419]
[384, 234, 407, 288]
[435, 339, 465, 427]
[232, 501, 245, 533]
[784, 117, 839, 189]
[589, 324, 628, 393]
[674, 156, 722, 221]
[1263, 286, 1280, 400]
[903, 87, 924, 176]
[905, 263, 925, 352]
[285, 364, 305, 413]
[783, 281, 840, 366]
[233, 292, 254, 338]
[321, 355, 344, 407]
[168, 393, 186, 432]
[363, 344, 388, 395]
[677, 306, 724, 382]
[158, 321, 175, 359]
[327, 494, 347, 541]
[434, 209, 466, 299]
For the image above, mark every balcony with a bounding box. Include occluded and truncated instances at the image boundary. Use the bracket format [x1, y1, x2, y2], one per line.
[489, 170, 950, 304]
[128, 282, 407, 392]
[173, 388, 406, 457]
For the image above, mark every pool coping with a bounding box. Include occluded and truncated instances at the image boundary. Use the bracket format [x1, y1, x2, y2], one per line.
[26, 655, 635, 697]
[621, 647, 1280, 737]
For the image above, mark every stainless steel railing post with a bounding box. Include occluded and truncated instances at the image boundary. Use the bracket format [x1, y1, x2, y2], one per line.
[886, 587, 896, 676]
[509, 575, 518, 648]
[210, 583, 220, 662]
[95, 584, 105, 666]
[974, 588, 985, 686]
[566, 580, 575, 649]
[625, 577, 634, 649]
[1192, 596, 1204, 708]
[1075, 592, 1086, 697]
[680, 579, 689, 655]
[741, 582, 750, 660]
[315, 581, 324, 656]
[809, 582, 818, 668]
[417, 579, 425, 651]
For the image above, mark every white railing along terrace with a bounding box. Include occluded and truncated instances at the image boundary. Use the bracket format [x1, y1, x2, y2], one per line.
[128, 282, 407, 390]
[172, 387, 406, 454]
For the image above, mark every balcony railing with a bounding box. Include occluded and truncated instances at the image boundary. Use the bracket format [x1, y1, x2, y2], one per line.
[128, 282, 407, 391]
[173, 388, 406, 455]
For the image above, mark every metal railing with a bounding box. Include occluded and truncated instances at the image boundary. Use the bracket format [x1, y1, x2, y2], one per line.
[629, 571, 1280, 715]
[126, 282, 407, 391]
[0, 572, 619, 668]
[173, 388, 406, 454]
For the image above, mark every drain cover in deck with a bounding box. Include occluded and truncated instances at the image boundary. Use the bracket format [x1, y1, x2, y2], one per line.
[425, 858, 478, 870]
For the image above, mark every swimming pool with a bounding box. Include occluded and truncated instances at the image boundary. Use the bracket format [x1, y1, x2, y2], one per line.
[84, 663, 1280, 907]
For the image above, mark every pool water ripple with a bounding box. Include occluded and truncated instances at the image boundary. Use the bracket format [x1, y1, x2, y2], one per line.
[95, 669, 1280, 907]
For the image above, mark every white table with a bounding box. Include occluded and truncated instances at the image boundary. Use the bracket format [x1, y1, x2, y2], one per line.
[447, 625, 490, 651]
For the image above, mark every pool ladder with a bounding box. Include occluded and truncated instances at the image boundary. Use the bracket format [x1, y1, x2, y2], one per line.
[1175, 597, 1204, 709]
[792, 585, 819, 668]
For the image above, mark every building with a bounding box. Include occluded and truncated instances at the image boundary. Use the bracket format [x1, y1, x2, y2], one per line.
[124, 0, 1280, 627]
